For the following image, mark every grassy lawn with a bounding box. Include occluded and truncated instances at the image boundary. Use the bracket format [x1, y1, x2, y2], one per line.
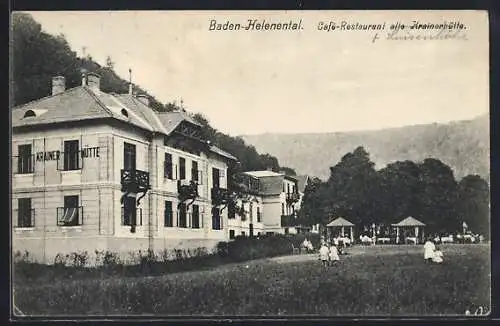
[13, 244, 490, 317]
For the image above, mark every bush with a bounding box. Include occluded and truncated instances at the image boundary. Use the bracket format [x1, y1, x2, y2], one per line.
[217, 234, 294, 262]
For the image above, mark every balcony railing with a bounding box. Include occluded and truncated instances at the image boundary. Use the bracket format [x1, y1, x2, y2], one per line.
[281, 214, 298, 227]
[57, 206, 84, 226]
[178, 179, 198, 202]
[13, 209, 35, 227]
[121, 169, 150, 193]
[211, 187, 231, 206]
[286, 192, 300, 204]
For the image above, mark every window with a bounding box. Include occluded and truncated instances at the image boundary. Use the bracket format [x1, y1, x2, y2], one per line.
[63, 140, 81, 171]
[281, 203, 285, 215]
[122, 196, 138, 226]
[242, 231, 246, 237]
[191, 161, 199, 183]
[58, 195, 80, 226]
[257, 207, 261, 223]
[283, 183, 285, 192]
[17, 198, 33, 227]
[164, 201, 173, 227]
[212, 207, 221, 230]
[228, 203, 236, 219]
[285, 228, 289, 234]
[192, 204, 200, 228]
[123, 142, 136, 171]
[17, 144, 33, 174]
[23, 110, 36, 118]
[178, 203, 187, 228]
[179, 157, 186, 180]
[212, 168, 220, 188]
[164, 153, 173, 179]
[287, 184, 290, 194]
[229, 230, 235, 239]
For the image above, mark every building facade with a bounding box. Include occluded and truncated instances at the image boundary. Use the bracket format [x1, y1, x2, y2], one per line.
[11, 73, 237, 264]
[227, 170, 300, 237]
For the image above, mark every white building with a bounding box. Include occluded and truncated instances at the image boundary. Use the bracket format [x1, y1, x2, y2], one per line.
[11, 73, 238, 263]
[227, 170, 300, 238]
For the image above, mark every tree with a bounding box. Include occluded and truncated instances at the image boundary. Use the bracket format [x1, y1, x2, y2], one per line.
[418, 158, 459, 234]
[456, 175, 489, 236]
[325, 146, 379, 227]
[377, 160, 423, 224]
[297, 177, 327, 226]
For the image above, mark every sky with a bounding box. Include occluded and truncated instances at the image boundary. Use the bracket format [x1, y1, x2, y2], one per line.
[25, 11, 489, 136]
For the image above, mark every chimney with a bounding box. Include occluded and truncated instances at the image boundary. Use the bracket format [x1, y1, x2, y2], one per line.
[86, 72, 101, 92]
[51, 76, 66, 95]
[136, 94, 150, 107]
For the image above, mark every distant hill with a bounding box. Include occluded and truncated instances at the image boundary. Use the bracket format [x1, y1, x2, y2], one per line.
[241, 114, 490, 181]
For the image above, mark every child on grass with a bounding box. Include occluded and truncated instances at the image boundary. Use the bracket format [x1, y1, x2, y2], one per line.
[329, 243, 340, 265]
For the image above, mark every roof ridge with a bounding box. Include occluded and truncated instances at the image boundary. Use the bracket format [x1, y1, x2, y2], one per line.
[81, 86, 115, 117]
[12, 86, 84, 110]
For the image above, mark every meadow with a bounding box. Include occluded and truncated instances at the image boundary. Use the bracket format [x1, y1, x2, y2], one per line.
[13, 244, 490, 317]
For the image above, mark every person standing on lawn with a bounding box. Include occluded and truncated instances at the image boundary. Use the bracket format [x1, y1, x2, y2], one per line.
[424, 237, 436, 262]
[319, 242, 330, 268]
[329, 242, 340, 265]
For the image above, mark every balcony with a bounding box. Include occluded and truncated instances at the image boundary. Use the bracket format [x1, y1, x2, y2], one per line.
[286, 192, 300, 205]
[57, 206, 84, 226]
[281, 214, 298, 228]
[121, 169, 150, 194]
[178, 179, 199, 202]
[211, 187, 231, 207]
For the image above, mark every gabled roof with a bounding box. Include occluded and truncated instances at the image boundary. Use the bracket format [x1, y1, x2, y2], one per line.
[12, 82, 238, 162]
[392, 216, 426, 227]
[157, 111, 202, 135]
[114, 94, 168, 134]
[326, 217, 355, 227]
[12, 86, 112, 128]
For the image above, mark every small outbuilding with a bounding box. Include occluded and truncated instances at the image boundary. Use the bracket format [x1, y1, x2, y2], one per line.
[391, 216, 426, 244]
[326, 217, 355, 242]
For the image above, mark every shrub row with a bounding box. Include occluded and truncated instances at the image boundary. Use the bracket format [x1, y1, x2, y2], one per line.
[13, 233, 320, 283]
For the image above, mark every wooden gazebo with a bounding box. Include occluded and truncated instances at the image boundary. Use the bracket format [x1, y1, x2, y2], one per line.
[326, 217, 355, 242]
[392, 216, 426, 244]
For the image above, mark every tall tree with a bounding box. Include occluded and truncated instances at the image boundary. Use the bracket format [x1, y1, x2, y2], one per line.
[456, 175, 490, 236]
[377, 160, 423, 224]
[418, 158, 459, 234]
[297, 177, 327, 226]
[325, 146, 379, 227]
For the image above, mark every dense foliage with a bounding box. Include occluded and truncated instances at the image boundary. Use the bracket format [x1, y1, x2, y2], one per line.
[11, 13, 296, 177]
[298, 146, 490, 236]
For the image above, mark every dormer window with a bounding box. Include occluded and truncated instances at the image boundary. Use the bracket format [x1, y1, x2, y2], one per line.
[23, 110, 36, 118]
[121, 108, 129, 117]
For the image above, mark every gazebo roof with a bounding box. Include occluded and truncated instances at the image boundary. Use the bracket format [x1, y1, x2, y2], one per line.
[391, 216, 425, 227]
[326, 217, 354, 227]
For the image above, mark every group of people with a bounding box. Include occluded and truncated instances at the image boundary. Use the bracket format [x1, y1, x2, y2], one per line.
[318, 241, 340, 267]
[424, 238, 444, 263]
